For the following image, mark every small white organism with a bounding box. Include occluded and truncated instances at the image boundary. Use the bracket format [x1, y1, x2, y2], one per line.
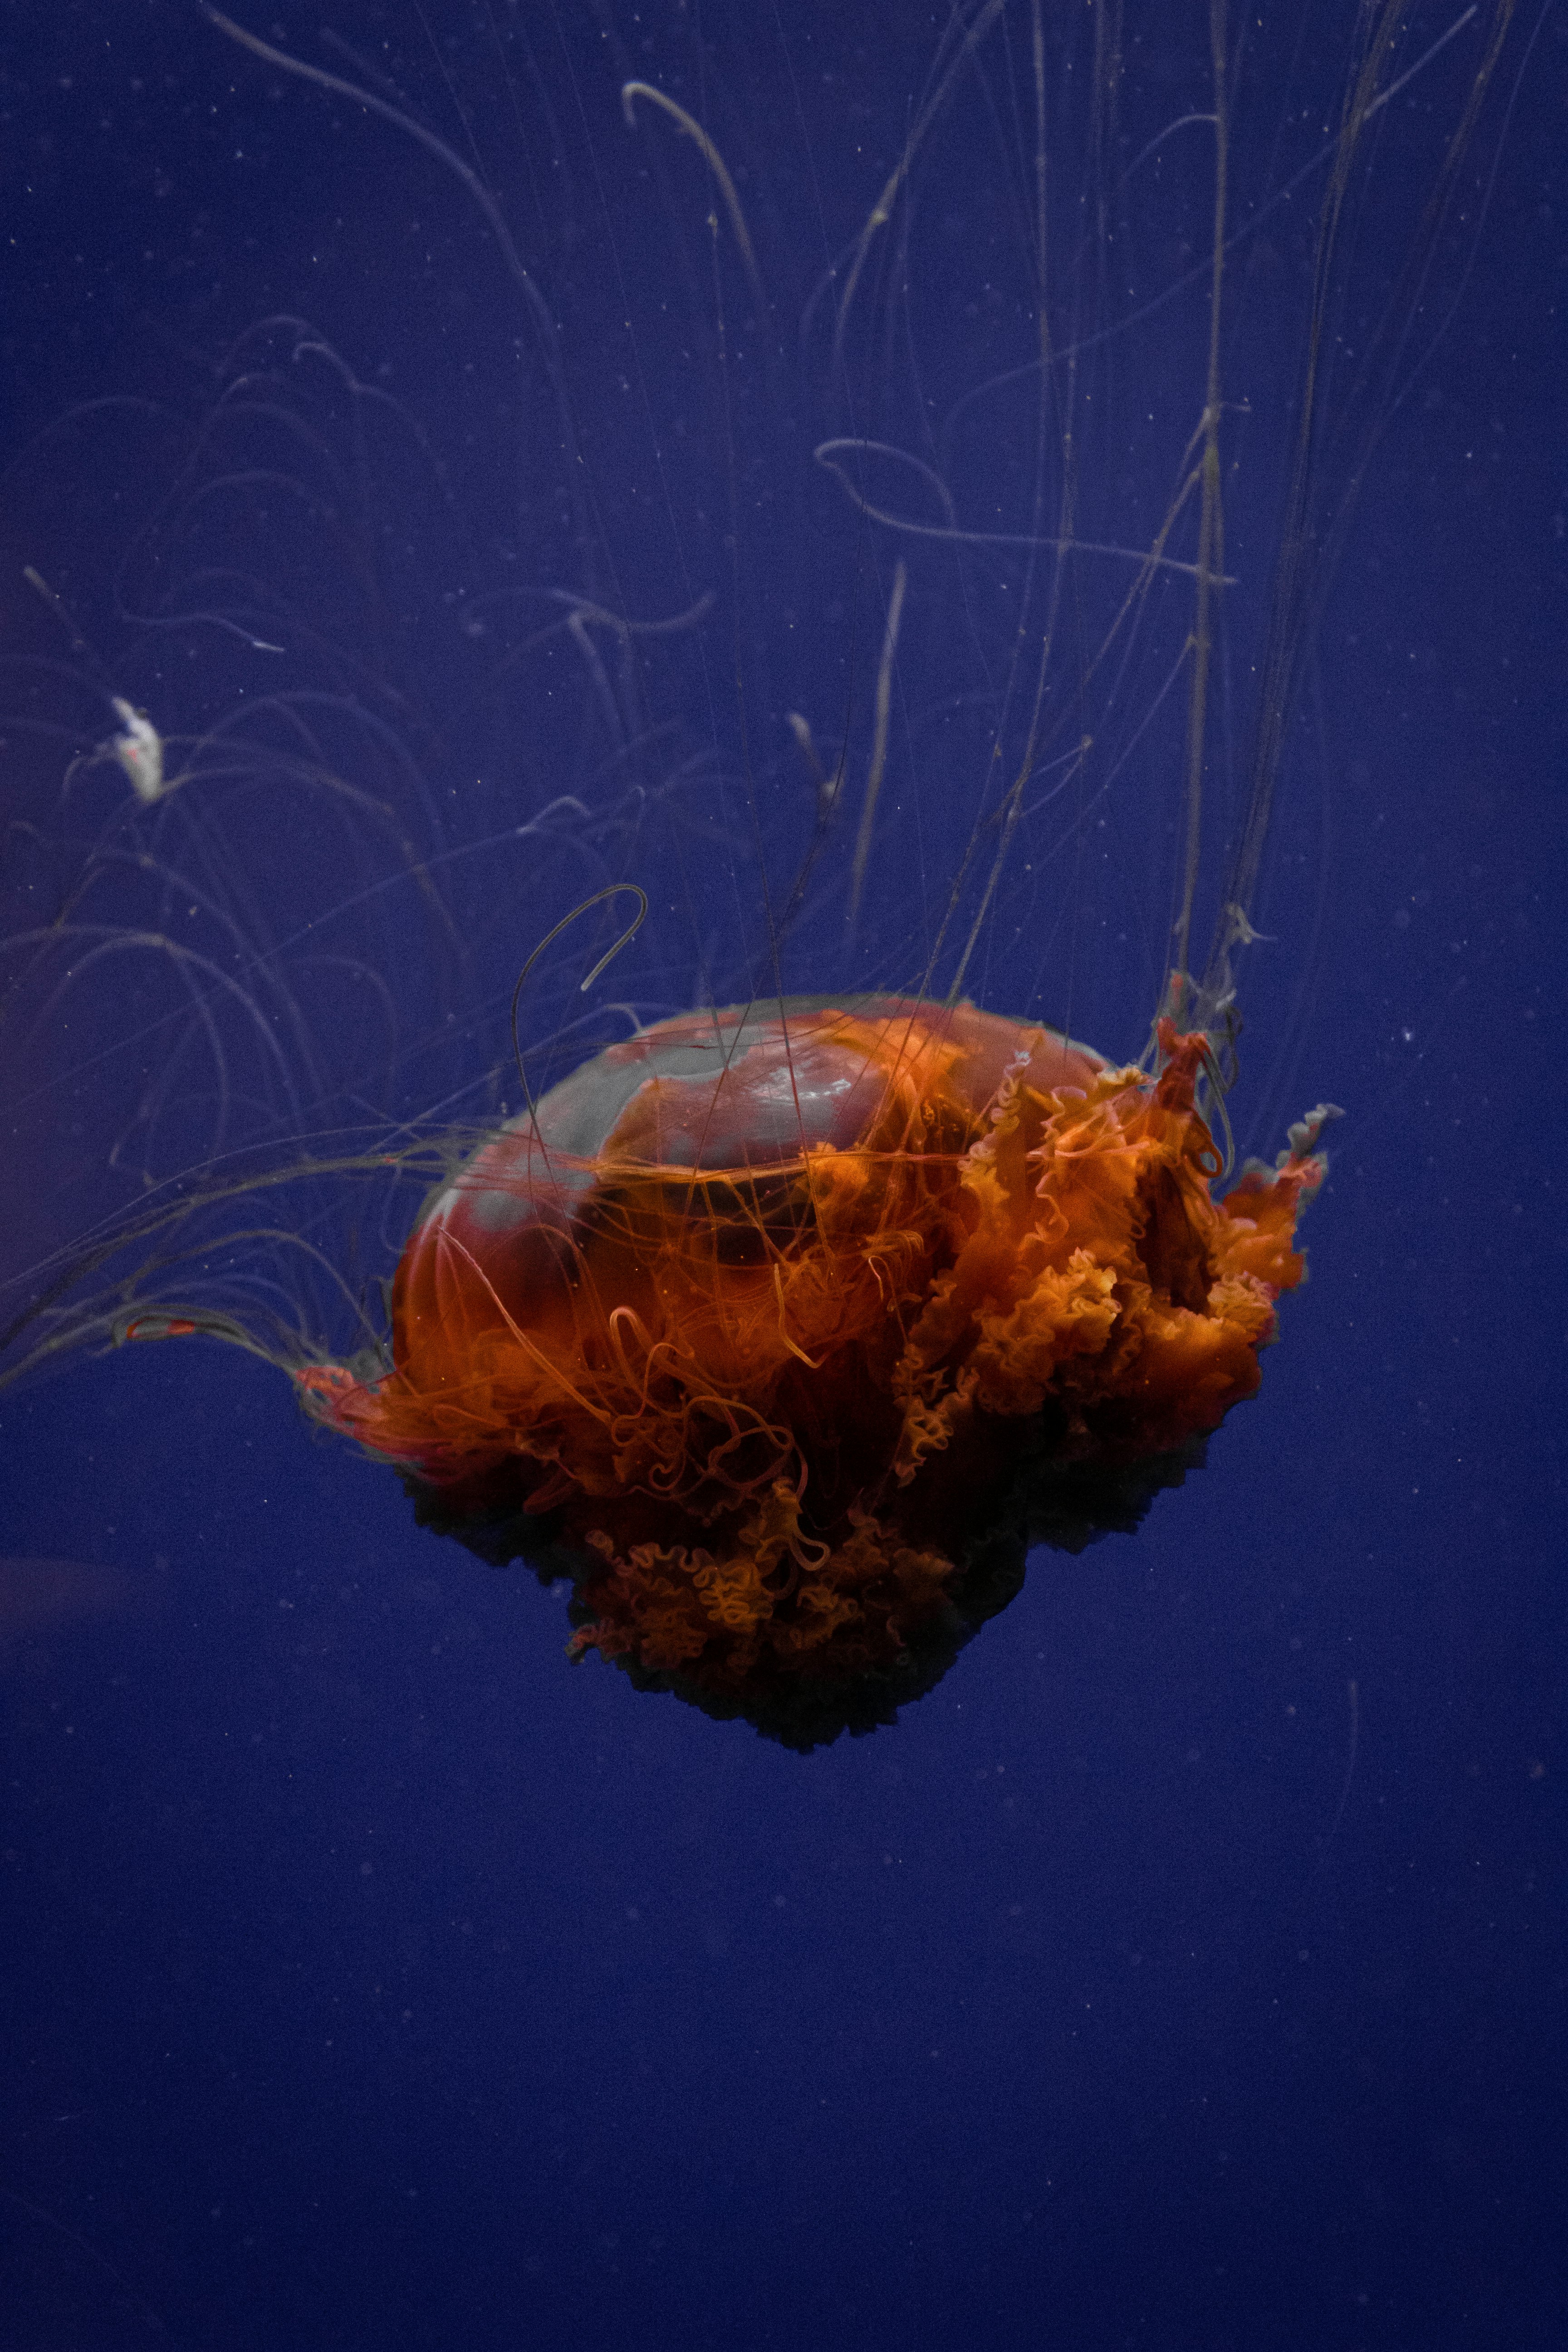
[107, 696, 167, 804]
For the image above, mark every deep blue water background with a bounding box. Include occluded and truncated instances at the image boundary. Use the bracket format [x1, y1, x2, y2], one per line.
[1, 5, 1564, 2348]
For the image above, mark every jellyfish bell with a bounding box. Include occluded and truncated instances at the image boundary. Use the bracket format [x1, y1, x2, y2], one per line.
[297, 991, 1330, 1744]
[0, 3, 1520, 1743]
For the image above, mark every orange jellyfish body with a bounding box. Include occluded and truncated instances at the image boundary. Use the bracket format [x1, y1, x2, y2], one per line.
[301, 998, 1326, 1743]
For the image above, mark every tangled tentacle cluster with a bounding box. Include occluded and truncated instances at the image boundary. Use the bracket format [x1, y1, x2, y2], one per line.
[299, 1000, 1326, 1740]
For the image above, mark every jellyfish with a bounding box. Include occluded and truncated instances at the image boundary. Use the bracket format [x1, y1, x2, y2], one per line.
[0, 2, 1522, 1743]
